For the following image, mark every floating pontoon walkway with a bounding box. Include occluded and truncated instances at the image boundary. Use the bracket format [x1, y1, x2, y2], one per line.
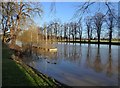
[32, 44, 57, 52]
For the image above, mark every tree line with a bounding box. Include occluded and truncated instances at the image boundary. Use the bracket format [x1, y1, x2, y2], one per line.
[0, 2, 119, 44]
[41, 9, 118, 44]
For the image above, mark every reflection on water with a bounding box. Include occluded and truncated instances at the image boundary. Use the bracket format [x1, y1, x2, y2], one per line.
[22, 43, 119, 86]
[94, 45, 102, 72]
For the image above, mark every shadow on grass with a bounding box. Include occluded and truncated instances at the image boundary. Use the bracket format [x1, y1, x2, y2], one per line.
[2, 44, 37, 86]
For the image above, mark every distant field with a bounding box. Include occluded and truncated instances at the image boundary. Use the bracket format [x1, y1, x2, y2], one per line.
[59, 39, 119, 43]
[58, 39, 120, 45]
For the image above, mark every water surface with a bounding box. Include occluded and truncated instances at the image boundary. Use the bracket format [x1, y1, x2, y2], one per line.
[22, 43, 119, 86]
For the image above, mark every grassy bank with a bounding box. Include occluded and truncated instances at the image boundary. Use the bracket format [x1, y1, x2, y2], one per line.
[2, 44, 60, 87]
[58, 40, 120, 45]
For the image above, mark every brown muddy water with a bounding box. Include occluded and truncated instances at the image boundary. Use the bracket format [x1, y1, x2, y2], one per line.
[21, 43, 119, 86]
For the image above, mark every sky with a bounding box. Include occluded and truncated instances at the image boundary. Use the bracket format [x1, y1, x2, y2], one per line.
[0, 1, 119, 38]
[34, 2, 79, 26]
[34, 2, 118, 27]
[31, 2, 119, 38]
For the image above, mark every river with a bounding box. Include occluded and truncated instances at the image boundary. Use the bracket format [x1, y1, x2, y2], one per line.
[21, 43, 119, 86]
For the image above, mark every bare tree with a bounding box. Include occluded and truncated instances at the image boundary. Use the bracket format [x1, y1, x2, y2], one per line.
[77, 21, 83, 42]
[85, 16, 93, 42]
[93, 12, 105, 43]
[0, 2, 16, 43]
[74, 22, 78, 42]
[60, 24, 63, 41]
[75, 2, 118, 43]
[75, 2, 117, 20]
[48, 23, 54, 41]
[13, 2, 43, 45]
[68, 23, 71, 41]
[54, 22, 60, 40]
[69, 22, 74, 41]
[106, 9, 117, 43]
[63, 23, 68, 41]
[0, 2, 43, 44]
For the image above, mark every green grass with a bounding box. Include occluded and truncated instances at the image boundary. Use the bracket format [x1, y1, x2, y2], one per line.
[58, 39, 119, 43]
[2, 44, 59, 87]
[58, 39, 120, 45]
[2, 44, 36, 86]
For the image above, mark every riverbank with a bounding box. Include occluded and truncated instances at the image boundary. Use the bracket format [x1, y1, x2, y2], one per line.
[2, 44, 61, 87]
[58, 40, 120, 45]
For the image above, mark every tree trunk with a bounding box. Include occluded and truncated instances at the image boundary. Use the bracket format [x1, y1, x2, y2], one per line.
[2, 30, 6, 43]
[98, 33, 100, 44]
[88, 33, 90, 43]
[109, 28, 112, 44]
[97, 28, 101, 44]
[72, 35, 74, 42]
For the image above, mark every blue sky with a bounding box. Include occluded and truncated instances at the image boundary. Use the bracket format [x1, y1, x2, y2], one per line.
[34, 2, 80, 26]
[34, 2, 118, 38]
[0, 2, 118, 38]
[34, 2, 118, 27]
